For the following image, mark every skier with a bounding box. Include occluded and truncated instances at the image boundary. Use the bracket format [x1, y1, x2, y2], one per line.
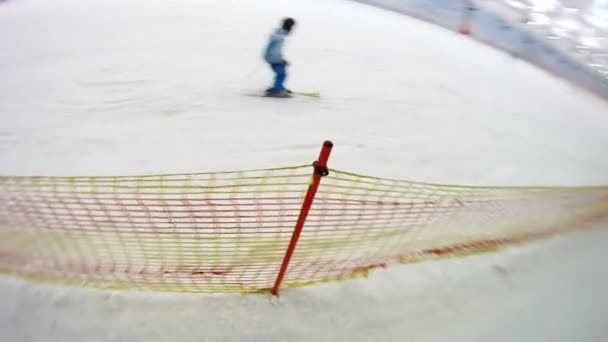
[263, 17, 296, 97]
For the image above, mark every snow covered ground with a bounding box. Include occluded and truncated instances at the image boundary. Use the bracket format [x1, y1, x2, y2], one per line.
[2, 227, 607, 342]
[1, 0, 607, 341]
[2, 0, 608, 185]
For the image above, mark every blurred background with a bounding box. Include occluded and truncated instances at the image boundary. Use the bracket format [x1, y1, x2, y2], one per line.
[487, 0, 607, 78]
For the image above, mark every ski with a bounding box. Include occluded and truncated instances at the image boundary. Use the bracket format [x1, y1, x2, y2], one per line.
[291, 91, 320, 98]
[244, 90, 320, 99]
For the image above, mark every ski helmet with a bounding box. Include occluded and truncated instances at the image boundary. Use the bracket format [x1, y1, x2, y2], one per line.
[282, 17, 296, 32]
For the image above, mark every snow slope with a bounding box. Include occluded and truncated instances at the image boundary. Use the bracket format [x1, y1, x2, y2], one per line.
[1, 0, 608, 185]
[1, 227, 607, 342]
[0, 0, 607, 341]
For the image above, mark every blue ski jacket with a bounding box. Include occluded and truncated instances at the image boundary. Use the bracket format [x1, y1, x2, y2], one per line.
[263, 28, 288, 64]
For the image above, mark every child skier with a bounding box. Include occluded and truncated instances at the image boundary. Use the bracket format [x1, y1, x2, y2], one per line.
[263, 17, 296, 97]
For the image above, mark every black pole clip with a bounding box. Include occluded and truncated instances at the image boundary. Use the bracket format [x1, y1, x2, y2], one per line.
[313, 161, 329, 177]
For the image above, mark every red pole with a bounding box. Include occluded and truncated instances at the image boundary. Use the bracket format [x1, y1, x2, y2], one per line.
[271, 140, 333, 296]
[459, 2, 474, 35]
